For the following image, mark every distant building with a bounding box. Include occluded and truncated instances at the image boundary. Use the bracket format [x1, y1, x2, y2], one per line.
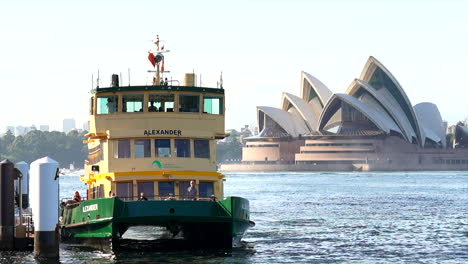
[15, 126, 30, 136]
[39, 125, 49, 132]
[83, 121, 89, 132]
[6, 126, 14, 134]
[447, 125, 456, 135]
[63, 118, 76, 133]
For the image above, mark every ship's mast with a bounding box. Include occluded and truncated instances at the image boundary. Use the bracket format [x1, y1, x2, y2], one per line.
[148, 35, 169, 85]
[154, 35, 161, 85]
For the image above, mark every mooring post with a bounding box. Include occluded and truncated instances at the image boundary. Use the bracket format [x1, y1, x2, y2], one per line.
[30, 157, 59, 259]
[0, 160, 15, 250]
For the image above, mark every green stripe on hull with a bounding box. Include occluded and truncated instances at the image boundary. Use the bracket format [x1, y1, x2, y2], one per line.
[60, 196, 253, 246]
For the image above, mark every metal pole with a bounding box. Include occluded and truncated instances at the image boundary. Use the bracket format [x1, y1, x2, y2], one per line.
[18, 172, 22, 225]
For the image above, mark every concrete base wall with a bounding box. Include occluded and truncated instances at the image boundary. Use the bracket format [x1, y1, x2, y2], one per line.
[233, 136, 468, 172]
[219, 163, 468, 172]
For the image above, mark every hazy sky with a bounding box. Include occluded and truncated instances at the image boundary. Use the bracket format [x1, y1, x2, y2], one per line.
[1, 0, 467, 132]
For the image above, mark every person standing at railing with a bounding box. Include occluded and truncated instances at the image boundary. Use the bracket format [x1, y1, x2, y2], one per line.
[73, 191, 82, 202]
[187, 180, 198, 200]
[138, 192, 148, 201]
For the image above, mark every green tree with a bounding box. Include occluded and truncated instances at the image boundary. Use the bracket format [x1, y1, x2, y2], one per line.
[0, 130, 88, 168]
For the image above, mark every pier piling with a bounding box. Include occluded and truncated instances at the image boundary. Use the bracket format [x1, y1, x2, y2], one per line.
[0, 160, 15, 250]
[30, 157, 59, 259]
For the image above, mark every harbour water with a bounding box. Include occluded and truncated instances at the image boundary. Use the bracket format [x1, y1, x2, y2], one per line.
[2, 171, 467, 263]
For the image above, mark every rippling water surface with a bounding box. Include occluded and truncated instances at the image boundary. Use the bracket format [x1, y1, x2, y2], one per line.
[2, 171, 467, 263]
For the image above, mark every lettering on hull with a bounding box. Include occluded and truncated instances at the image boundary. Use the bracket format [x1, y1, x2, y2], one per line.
[83, 204, 98, 212]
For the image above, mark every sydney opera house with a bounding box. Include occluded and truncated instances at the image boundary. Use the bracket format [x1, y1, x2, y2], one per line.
[221, 57, 468, 171]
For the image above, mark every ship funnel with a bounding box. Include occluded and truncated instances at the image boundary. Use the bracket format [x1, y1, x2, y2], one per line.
[184, 73, 196, 87]
[111, 74, 119, 87]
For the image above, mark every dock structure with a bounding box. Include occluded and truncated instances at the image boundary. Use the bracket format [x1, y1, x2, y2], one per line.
[0, 158, 59, 255]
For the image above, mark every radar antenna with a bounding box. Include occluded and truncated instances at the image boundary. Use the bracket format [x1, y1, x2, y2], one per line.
[148, 35, 170, 85]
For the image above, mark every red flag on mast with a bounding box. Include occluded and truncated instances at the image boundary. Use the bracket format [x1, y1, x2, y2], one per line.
[161, 58, 165, 72]
[148, 53, 156, 67]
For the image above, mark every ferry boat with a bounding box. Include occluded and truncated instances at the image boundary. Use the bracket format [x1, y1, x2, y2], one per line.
[60, 36, 254, 248]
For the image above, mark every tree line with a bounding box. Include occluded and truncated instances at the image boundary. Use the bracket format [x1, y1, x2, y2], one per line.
[0, 127, 251, 168]
[0, 130, 88, 168]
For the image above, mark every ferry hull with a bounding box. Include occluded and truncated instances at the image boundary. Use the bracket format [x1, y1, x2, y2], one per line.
[60, 196, 253, 248]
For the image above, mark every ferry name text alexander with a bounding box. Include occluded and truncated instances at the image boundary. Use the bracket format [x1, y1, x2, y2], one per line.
[144, 129, 182, 136]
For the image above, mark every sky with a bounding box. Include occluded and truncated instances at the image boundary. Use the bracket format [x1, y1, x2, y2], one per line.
[1, 0, 467, 132]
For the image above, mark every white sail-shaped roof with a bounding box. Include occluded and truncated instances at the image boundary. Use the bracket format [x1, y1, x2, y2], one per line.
[300, 72, 332, 117]
[318, 93, 400, 134]
[281, 92, 319, 131]
[257, 106, 310, 138]
[346, 79, 407, 140]
[359, 56, 423, 145]
[414, 102, 446, 147]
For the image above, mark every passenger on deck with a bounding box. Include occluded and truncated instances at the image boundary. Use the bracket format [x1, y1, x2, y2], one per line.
[138, 192, 148, 201]
[106, 98, 116, 113]
[148, 101, 158, 112]
[73, 191, 82, 202]
[210, 195, 217, 202]
[187, 180, 198, 200]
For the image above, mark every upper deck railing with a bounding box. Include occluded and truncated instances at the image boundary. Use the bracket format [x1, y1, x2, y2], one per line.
[93, 85, 224, 95]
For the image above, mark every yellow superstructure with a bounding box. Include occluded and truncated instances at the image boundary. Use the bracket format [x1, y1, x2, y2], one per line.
[81, 82, 227, 201]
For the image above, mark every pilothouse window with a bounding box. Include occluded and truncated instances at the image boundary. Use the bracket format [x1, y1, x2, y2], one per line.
[203, 96, 223, 114]
[149, 94, 174, 112]
[123, 94, 144, 113]
[90, 97, 94, 115]
[179, 94, 200, 113]
[97, 95, 118, 114]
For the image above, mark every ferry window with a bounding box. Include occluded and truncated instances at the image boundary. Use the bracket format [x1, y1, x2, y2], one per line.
[199, 182, 214, 198]
[137, 182, 154, 200]
[90, 97, 94, 115]
[203, 96, 223, 114]
[155, 139, 171, 157]
[178, 181, 190, 199]
[123, 94, 144, 113]
[97, 95, 118, 114]
[158, 181, 174, 198]
[179, 94, 200, 113]
[149, 94, 174, 112]
[175, 139, 190, 157]
[114, 140, 130, 158]
[116, 182, 134, 201]
[194, 140, 210, 158]
[135, 139, 151, 158]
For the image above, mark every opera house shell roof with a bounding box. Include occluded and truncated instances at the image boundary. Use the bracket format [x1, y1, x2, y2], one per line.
[254, 56, 446, 148]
